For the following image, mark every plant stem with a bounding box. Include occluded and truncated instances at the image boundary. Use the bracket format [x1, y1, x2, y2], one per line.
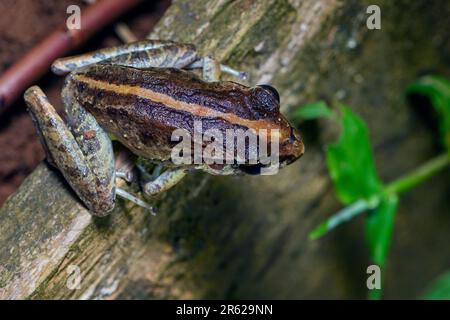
[309, 198, 378, 240]
[384, 153, 450, 195]
[309, 152, 450, 240]
[368, 288, 382, 300]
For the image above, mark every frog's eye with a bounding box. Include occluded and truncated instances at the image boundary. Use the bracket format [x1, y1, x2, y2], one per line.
[257, 84, 280, 103]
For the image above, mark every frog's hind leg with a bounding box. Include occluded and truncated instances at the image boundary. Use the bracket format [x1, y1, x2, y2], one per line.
[52, 39, 248, 82]
[24, 86, 116, 216]
[52, 40, 199, 75]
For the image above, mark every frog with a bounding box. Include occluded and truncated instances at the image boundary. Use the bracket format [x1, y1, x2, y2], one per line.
[24, 40, 304, 217]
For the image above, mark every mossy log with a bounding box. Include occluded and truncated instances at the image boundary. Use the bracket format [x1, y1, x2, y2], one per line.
[1, 0, 450, 299]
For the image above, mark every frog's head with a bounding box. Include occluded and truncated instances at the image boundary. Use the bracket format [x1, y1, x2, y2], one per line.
[237, 84, 304, 175]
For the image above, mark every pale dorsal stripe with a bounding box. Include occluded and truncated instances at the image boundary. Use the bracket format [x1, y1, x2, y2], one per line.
[74, 74, 280, 132]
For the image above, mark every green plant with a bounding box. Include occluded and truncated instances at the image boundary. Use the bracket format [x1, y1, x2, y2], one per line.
[296, 75, 450, 299]
[422, 270, 450, 300]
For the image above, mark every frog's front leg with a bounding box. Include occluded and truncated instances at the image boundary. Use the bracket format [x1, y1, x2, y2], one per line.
[135, 163, 187, 197]
[141, 167, 188, 197]
[24, 86, 116, 216]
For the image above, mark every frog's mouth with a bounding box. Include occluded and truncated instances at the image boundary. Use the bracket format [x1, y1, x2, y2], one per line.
[238, 163, 267, 175]
[238, 153, 300, 175]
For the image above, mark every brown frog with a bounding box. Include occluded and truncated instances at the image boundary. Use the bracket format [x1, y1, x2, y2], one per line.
[24, 40, 304, 216]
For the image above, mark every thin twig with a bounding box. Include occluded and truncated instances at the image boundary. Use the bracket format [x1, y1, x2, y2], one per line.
[0, 0, 144, 114]
[115, 23, 139, 43]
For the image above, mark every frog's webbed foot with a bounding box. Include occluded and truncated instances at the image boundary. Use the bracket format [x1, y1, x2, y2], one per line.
[24, 86, 116, 216]
[140, 167, 188, 197]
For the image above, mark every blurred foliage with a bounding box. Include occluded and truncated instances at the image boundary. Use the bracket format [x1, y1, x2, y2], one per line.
[297, 75, 450, 299]
[407, 76, 450, 150]
[365, 194, 398, 269]
[293, 101, 334, 120]
[326, 107, 382, 204]
[422, 271, 450, 300]
[308, 106, 396, 299]
[365, 194, 398, 300]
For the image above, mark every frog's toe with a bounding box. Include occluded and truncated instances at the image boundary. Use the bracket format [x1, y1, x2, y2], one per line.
[116, 188, 155, 215]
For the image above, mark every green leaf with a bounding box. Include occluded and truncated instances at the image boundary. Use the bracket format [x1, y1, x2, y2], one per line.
[294, 101, 334, 120]
[365, 194, 398, 300]
[365, 194, 398, 268]
[422, 271, 450, 300]
[407, 75, 450, 150]
[368, 287, 382, 300]
[326, 106, 383, 205]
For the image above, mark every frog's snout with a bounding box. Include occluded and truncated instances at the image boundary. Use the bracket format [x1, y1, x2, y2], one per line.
[279, 125, 305, 165]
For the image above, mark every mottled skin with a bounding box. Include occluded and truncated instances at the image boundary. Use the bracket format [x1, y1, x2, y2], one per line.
[24, 40, 304, 216]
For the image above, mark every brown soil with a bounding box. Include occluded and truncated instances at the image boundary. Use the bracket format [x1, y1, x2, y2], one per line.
[0, 0, 170, 205]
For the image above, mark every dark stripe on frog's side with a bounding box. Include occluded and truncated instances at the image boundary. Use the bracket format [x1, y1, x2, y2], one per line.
[75, 64, 280, 122]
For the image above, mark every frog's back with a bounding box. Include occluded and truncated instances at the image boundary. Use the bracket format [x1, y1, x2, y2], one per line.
[63, 64, 273, 161]
[68, 63, 262, 117]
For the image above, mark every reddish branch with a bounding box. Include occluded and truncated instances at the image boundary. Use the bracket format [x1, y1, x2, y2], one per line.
[0, 0, 144, 114]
